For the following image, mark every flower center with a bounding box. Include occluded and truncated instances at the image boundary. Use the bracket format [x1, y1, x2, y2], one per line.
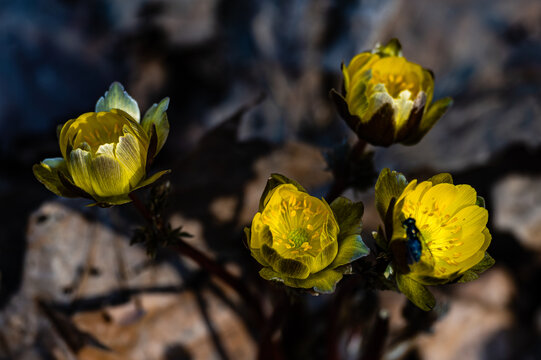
[69, 112, 135, 153]
[369, 57, 422, 99]
[288, 228, 310, 248]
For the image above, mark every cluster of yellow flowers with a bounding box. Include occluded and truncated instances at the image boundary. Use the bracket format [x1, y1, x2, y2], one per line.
[245, 39, 492, 307]
[33, 39, 493, 310]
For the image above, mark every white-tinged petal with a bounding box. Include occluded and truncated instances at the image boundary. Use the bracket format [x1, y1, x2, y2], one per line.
[42, 157, 67, 170]
[96, 82, 140, 122]
[96, 143, 115, 157]
[365, 84, 394, 121]
[115, 133, 146, 187]
[392, 90, 414, 129]
[90, 154, 129, 197]
[68, 148, 95, 195]
[141, 97, 170, 154]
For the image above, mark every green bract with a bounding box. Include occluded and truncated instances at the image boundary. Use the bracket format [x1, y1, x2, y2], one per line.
[33, 82, 171, 206]
[245, 174, 369, 294]
[331, 38, 453, 147]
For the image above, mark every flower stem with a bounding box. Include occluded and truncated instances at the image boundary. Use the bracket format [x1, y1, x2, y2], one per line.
[325, 139, 367, 203]
[128, 192, 265, 323]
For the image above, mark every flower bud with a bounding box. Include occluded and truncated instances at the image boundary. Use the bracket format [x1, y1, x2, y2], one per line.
[33, 82, 170, 206]
[331, 39, 452, 146]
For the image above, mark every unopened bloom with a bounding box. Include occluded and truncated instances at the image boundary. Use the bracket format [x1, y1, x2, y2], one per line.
[33, 82, 170, 206]
[374, 169, 494, 310]
[245, 174, 368, 294]
[331, 39, 452, 146]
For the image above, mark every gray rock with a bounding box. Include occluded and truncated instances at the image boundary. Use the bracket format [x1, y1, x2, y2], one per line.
[0, 201, 255, 359]
[493, 175, 541, 251]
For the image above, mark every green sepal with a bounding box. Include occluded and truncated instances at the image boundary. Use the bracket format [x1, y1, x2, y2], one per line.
[329, 234, 369, 269]
[329, 89, 362, 134]
[384, 263, 394, 279]
[405, 97, 452, 144]
[144, 124, 159, 175]
[56, 124, 63, 139]
[96, 82, 141, 122]
[412, 273, 459, 286]
[396, 273, 435, 311]
[33, 158, 84, 198]
[457, 253, 495, 283]
[328, 197, 369, 268]
[88, 195, 133, 208]
[243, 227, 250, 248]
[476, 196, 486, 208]
[330, 88, 398, 147]
[330, 197, 363, 238]
[141, 97, 170, 154]
[375, 168, 408, 221]
[428, 173, 453, 185]
[373, 226, 387, 251]
[374, 38, 402, 57]
[259, 266, 345, 295]
[258, 174, 307, 212]
[132, 169, 171, 192]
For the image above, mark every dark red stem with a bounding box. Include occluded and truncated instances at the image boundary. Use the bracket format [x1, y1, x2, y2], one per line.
[325, 139, 367, 203]
[129, 192, 265, 323]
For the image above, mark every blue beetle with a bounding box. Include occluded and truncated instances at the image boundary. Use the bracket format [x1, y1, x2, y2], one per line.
[403, 217, 422, 265]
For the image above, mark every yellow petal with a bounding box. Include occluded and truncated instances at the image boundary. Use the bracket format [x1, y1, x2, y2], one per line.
[68, 148, 95, 195]
[426, 183, 477, 218]
[90, 154, 129, 197]
[115, 133, 146, 187]
[455, 228, 491, 272]
[399, 181, 432, 219]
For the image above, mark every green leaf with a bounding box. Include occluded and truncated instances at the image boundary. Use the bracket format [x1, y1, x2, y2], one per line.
[259, 266, 344, 294]
[429, 173, 453, 185]
[96, 82, 140, 122]
[396, 274, 435, 311]
[141, 97, 170, 154]
[258, 173, 307, 212]
[375, 168, 408, 221]
[457, 253, 495, 283]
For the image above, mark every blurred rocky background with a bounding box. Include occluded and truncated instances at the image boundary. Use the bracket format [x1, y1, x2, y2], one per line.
[1, 0, 541, 359]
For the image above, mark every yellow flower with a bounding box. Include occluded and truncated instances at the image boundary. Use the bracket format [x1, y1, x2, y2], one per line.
[374, 169, 494, 310]
[245, 174, 368, 294]
[33, 82, 170, 206]
[392, 180, 491, 283]
[331, 39, 452, 146]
